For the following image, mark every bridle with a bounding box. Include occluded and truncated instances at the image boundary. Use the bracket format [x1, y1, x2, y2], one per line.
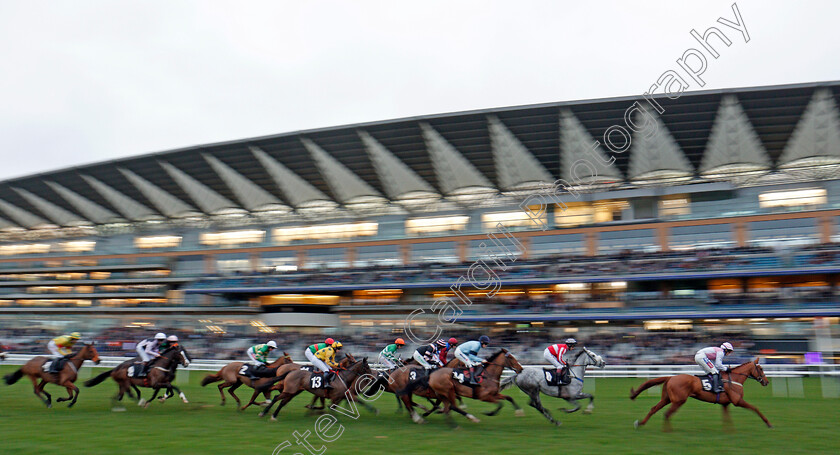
[725, 363, 767, 387]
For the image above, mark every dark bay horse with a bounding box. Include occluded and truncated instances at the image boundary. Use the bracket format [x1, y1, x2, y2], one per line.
[84, 345, 191, 407]
[400, 349, 524, 427]
[630, 358, 772, 431]
[4, 343, 101, 408]
[200, 352, 293, 407]
[259, 357, 378, 421]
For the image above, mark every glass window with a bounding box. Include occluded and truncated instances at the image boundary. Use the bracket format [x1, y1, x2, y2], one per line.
[135, 235, 181, 249]
[273, 222, 377, 244]
[200, 230, 265, 248]
[406, 216, 469, 235]
[759, 188, 826, 209]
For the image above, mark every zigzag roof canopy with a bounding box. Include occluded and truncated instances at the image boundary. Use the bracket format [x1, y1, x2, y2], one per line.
[0, 81, 834, 230]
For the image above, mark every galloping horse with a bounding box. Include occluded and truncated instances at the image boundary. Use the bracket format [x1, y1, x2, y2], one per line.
[4, 343, 100, 408]
[502, 347, 605, 426]
[200, 352, 293, 407]
[630, 358, 772, 431]
[259, 356, 378, 421]
[85, 344, 191, 407]
[237, 353, 355, 412]
[400, 349, 524, 427]
[364, 356, 461, 415]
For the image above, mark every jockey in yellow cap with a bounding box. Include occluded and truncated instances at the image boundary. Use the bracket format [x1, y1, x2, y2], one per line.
[48, 332, 81, 358]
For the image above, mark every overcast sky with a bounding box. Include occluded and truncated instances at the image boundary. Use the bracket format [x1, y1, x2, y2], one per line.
[0, 0, 837, 180]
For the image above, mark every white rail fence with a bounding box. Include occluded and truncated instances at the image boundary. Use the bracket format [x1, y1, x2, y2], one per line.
[4, 355, 839, 398]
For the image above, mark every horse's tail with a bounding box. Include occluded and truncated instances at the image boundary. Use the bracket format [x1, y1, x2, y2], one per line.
[500, 374, 516, 392]
[254, 370, 291, 394]
[3, 368, 23, 385]
[83, 369, 114, 387]
[201, 372, 222, 387]
[629, 376, 669, 400]
[396, 375, 429, 396]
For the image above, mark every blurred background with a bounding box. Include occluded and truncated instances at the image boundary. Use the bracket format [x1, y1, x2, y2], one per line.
[0, 82, 838, 370]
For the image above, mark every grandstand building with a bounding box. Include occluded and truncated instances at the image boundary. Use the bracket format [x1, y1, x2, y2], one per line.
[1, 81, 840, 360]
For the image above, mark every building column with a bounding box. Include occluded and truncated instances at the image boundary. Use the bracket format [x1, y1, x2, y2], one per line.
[346, 247, 357, 266]
[400, 244, 411, 265]
[249, 252, 260, 273]
[519, 236, 531, 260]
[457, 240, 468, 262]
[820, 214, 833, 244]
[296, 250, 306, 269]
[203, 254, 215, 274]
[657, 225, 670, 252]
[586, 231, 598, 256]
[734, 221, 748, 247]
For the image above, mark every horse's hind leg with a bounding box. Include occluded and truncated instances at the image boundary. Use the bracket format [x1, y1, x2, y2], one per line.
[529, 393, 560, 426]
[217, 382, 230, 405]
[734, 399, 773, 428]
[662, 399, 686, 432]
[634, 397, 669, 429]
[67, 383, 80, 408]
[227, 381, 243, 407]
[169, 385, 187, 403]
[721, 404, 733, 432]
[36, 379, 52, 408]
[56, 382, 74, 403]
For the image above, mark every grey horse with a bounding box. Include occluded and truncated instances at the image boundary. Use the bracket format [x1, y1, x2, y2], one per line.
[501, 347, 605, 426]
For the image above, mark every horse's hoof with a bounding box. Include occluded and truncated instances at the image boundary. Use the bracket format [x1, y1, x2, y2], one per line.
[555, 421, 562, 427]
[138, 399, 147, 407]
[634, 420, 640, 429]
[583, 409, 593, 415]
[467, 414, 481, 423]
[270, 416, 278, 422]
[258, 412, 266, 418]
[158, 398, 166, 403]
[515, 409, 525, 417]
[767, 425, 774, 429]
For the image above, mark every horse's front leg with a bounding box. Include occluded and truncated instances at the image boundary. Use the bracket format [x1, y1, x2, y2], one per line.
[561, 397, 581, 413]
[168, 385, 188, 403]
[145, 386, 163, 407]
[734, 399, 773, 428]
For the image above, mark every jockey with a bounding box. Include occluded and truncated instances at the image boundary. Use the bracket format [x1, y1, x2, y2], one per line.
[245, 340, 277, 379]
[47, 332, 81, 358]
[454, 335, 490, 385]
[438, 337, 457, 365]
[544, 338, 577, 384]
[313, 341, 343, 388]
[247, 340, 277, 366]
[135, 333, 166, 377]
[159, 334, 179, 351]
[378, 338, 405, 370]
[413, 340, 445, 370]
[695, 342, 733, 393]
[305, 340, 332, 372]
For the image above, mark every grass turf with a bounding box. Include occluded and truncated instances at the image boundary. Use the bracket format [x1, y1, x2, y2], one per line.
[1, 366, 837, 455]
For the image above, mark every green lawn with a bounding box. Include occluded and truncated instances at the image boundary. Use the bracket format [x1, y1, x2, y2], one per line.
[1, 366, 837, 455]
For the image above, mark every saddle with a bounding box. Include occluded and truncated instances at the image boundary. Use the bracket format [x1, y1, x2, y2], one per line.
[239, 363, 273, 379]
[127, 362, 148, 379]
[406, 367, 428, 382]
[309, 370, 335, 389]
[451, 367, 484, 386]
[43, 358, 68, 374]
[543, 368, 571, 386]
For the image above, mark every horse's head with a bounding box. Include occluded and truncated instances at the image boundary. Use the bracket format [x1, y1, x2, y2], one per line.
[83, 342, 101, 365]
[177, 345, 191, 368]
[502, 350, 524, 374]
[751, 358, 769, 386]
[282, 351, 293, 364]
[580, 347, 606, 368]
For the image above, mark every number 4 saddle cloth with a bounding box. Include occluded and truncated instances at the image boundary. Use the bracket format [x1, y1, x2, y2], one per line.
[450, 367, 485, 386]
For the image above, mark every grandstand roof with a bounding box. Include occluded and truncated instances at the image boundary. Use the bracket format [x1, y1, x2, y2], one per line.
[2, 80, 840, 231]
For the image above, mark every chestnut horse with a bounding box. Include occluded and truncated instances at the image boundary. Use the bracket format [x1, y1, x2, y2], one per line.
[200, 352, 293, 407]
[259, 356, 378, 421]
[4, 343, 101, 408]
[399, 349, 524, 427]
[238, 353, 355, 411]
[364, 357, 462, 415]
[630, 358, 772, 431]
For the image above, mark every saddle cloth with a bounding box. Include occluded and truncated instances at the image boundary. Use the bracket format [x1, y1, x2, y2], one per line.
[309, 371, 334, 389]
[451, 367, 484, 386]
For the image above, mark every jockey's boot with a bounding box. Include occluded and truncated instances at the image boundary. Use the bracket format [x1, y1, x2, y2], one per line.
[137, 362, 148, 378]
[324, 371, 335, 388]
[712, 373, 724, 393]
[468, 367, 479, 385]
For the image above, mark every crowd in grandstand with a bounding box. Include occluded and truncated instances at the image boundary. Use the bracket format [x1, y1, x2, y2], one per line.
[0, 324, 793, 366]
